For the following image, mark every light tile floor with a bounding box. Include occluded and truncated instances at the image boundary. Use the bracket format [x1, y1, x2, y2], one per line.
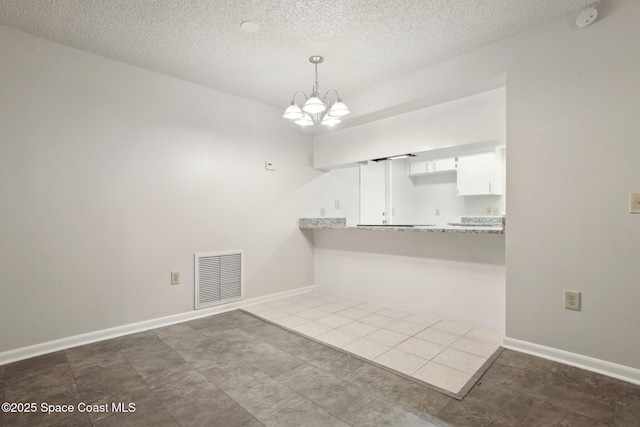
[243, 291, 503, 395]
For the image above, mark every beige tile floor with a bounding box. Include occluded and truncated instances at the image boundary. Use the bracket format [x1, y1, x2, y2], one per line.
[243, 291, 502, 395]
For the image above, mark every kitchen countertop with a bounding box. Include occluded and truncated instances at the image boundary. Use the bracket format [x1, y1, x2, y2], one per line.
[299, 217, 505, 235]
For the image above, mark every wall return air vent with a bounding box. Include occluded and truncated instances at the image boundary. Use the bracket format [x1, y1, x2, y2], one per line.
[194, 251, 244, 310]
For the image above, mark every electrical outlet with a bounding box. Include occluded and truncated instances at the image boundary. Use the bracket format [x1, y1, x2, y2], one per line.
[629, 193, 640, 213]
[171, 271, 180, 286]
[335, 200, 340, 209]
[564, 290, 581, 311]
[486, 207, 492, 215]
[320, 208, 325, 217]
[492, 207, 500, 215]
[435, 209, 440, 216]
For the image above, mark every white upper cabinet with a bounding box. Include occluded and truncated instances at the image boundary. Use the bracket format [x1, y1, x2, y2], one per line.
[408, 160, 433, 175]
[407, 157, 456, 176]
[432, 157, 457, 173]
[457, 148, 504, 196]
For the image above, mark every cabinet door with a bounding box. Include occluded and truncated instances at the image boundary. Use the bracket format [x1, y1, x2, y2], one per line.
[408, 160, 432, 175]
[457, 151, 503, 196]
[433, 157, 457, 173]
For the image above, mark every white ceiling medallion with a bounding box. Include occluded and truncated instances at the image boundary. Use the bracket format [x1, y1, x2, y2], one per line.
[282, 56, 350, 127]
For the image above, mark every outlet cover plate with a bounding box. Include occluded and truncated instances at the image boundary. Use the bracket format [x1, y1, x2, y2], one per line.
[629, 193, 640, 213]
[564, 290, 581, 311]
[171, 271, 180, 286]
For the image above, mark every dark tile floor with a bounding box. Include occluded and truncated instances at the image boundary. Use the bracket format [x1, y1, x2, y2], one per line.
[1, 310, 638, 426]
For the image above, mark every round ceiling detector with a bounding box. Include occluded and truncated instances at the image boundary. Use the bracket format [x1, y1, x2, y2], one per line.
[240, 21, 260, 33]
[576, 7, 598, 27]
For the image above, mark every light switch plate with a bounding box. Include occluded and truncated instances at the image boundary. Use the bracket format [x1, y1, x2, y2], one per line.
[564, 290, 581, 311]
[629, 193, 640, 213]
[265, 161, 276, 171]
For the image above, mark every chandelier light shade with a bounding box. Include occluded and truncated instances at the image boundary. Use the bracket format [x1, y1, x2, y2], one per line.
[294, 113, 314, 127]
[320, 114, 341, 127]
[328, 99, 350, 117]
[302, 94, 327, 115]
[282, 102, 304, 120]
[283, 56, 350, 127]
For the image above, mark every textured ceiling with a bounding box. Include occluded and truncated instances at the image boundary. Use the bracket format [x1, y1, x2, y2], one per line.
[0, 0, 588, 109]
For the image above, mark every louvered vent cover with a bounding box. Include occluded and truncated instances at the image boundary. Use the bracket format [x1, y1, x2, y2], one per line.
[195, 251, 243, 310]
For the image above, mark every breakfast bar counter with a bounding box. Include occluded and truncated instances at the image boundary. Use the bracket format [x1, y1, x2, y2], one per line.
[299, 216, 505, 235]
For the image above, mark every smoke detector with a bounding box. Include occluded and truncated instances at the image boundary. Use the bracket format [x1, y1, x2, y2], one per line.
[576, 7, 598, 27]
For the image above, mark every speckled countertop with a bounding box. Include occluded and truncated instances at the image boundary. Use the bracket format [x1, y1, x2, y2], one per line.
[299, 217, 505, 234]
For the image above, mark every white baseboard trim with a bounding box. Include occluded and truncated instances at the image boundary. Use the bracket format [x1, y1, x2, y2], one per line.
[503, 337, 640, 386]
[0, 285, 316, 366]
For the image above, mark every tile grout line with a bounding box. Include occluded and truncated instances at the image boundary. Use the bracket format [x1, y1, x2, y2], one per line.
[156, 330, 240, 426]
[151, 325, 263, 426]
[166, 319, 308, 425]
[277, 375, 371, 425]
[118, 332, 183, 427]
[517, 395, 541, 425]
[58, 352, 94, 426]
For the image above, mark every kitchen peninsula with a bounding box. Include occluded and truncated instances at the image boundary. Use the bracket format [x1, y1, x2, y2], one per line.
[302, 216, 506, 333]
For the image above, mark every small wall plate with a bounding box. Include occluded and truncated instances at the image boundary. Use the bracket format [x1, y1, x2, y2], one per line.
[576, 8, 598, 28]
[565, 290, 581, 311]
[630, 193, 640, 214]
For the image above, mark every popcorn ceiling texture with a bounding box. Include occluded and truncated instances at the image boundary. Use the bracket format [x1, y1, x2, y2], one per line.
[0, 0, 585, 108]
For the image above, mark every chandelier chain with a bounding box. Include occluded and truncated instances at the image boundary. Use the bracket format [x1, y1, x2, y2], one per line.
[314, 62, 319, 94]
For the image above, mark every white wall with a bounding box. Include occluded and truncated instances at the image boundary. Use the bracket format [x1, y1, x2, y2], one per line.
[300, 166, 360, 224]
[391, 159, 417, 224]
[314, 88, 506, 169]
[360, 161, 386, 224]
[413, 173, 463, 223]
[0, 25, 319, 353]
[503, 1, 640, 370]
[315, 0, 640, 370]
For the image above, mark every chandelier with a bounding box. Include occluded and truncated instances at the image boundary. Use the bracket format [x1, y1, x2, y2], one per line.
[282, 56, 350, 127]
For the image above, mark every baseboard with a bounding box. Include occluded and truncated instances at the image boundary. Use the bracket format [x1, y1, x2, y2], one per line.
[0, 285, 316, 366]
[503, 337, 640, 386]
